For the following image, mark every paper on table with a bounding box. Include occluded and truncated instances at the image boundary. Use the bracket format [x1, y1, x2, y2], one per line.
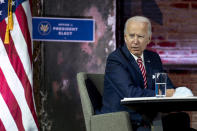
[172, 87, 194, 97]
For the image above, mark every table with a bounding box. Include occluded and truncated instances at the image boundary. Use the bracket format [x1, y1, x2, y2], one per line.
[121, 97, 197, 131]
[121, 96, 197, 112]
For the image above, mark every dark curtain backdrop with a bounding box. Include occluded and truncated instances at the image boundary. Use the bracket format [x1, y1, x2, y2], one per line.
[42, 0, 116, 130]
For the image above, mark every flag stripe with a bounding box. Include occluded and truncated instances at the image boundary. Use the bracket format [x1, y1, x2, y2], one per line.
[0, 37, 37, 130]
[22, 0, 33, 47]
[0, 67, 25, 131]
[0, 119, 6, 131]
[15, 4, 32, 63]
[0, 93, 18, 131]
[0, 19, 38, 128]
[9, 14, 33, 86]
[27, 0, 33, 21]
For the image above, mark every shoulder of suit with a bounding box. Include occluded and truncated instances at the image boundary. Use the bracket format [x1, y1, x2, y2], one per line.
[144, 50, 160, 57]
[107, 46, 122, 57]
[106, 46, 126, 62]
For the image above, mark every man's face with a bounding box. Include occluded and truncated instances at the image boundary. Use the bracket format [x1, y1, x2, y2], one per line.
[124, 21, 151, 57]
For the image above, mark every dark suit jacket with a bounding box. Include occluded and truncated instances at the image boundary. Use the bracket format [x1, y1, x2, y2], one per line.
[100, 44, 174, 123]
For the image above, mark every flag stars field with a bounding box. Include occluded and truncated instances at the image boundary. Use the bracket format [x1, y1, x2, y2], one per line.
[0, 0, 5, 4]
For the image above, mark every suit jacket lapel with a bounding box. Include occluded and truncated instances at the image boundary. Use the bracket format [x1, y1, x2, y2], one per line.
[121, 45, 144, 87]
[122, 44, 141, 73]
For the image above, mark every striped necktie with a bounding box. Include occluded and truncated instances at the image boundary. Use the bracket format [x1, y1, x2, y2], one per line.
[137, 57, 147, 88]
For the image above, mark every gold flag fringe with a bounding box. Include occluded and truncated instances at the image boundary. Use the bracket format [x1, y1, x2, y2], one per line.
[4, 0, 13, 44]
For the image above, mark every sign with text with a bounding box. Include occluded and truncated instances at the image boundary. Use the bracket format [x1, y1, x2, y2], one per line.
[32, 17, 95, 42]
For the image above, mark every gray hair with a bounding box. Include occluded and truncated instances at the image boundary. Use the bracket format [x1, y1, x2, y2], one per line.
[124, 16, 152, 36]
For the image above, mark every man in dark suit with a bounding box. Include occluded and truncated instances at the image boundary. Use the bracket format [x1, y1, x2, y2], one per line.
[100, 16, 175, 131]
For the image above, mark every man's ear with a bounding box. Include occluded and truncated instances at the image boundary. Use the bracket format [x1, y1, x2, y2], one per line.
[124, 34, 128, 43]
[147, 35, 152, 44]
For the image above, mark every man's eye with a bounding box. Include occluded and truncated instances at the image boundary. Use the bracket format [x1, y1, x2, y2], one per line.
[138, 35, 144, 38]
[129, 34, 134, 38]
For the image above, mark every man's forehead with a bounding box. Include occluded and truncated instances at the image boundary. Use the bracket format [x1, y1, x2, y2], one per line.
[126, 21, 148, 33]
[128, 21, 148, 28]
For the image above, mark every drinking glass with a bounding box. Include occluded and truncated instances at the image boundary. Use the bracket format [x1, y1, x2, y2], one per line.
[155, 73, 167, 97]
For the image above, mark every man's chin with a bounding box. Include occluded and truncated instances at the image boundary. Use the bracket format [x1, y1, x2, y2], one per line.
[131, 51, 141, 57]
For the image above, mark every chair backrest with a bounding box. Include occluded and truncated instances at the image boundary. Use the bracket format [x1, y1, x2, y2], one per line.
[77, 72, 104, 131]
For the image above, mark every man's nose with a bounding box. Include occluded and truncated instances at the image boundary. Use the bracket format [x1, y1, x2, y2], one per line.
[133, 35, 138, 44]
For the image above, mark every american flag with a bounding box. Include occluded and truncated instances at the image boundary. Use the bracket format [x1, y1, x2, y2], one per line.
[0, 0, 38, 130]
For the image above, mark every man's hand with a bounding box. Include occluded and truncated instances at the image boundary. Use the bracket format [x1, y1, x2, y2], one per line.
[166, 89, 175, 97]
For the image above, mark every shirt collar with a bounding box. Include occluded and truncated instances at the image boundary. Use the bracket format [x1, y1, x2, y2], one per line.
[130, 53, 144, 62]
